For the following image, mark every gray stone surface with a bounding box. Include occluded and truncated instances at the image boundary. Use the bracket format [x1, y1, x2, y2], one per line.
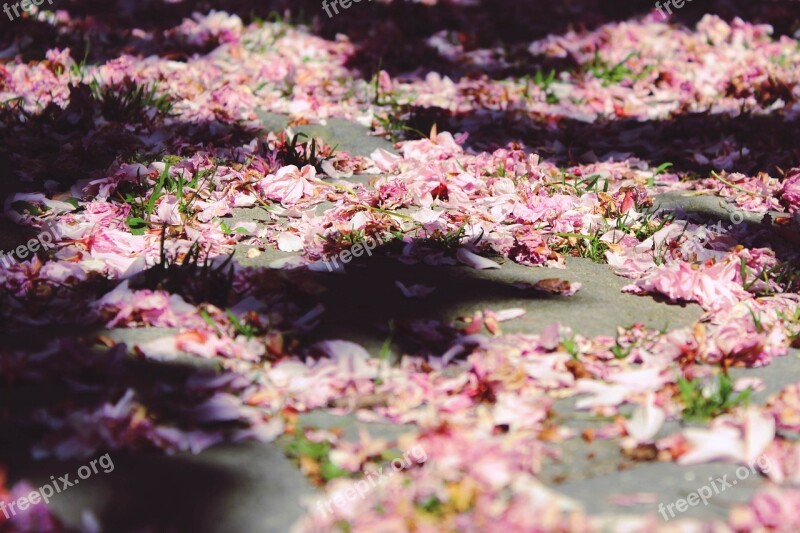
[227, 249, 704, 356]
[8, 116, 800, 532]
[296, 412, 415, 443]
[729, 348, 800, 403]
[650, 191, 780, 226]
[15, 442, 316, 533]
[426, 257, 703, 337]
[256, 111, 396, 157]
[556, 459, 767, 521]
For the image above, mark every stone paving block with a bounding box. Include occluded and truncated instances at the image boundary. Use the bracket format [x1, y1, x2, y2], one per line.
[650, 191, 780, 226]
[296, 411, 416, 444]
[256, 111, 397, 157]
[729, 348, 800, 403]
[555, 459, 767, 522]
[13, 443, 316, 533]
[5, 118, 794, 532]
[228, 246, 705, 353]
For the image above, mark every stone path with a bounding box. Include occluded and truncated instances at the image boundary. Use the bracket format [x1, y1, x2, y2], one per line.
[4, 114, 799, 532]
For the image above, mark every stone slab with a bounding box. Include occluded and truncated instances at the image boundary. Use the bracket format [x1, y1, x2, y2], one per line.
[255, 111, 396, 157]
[11, 442, 315, 533]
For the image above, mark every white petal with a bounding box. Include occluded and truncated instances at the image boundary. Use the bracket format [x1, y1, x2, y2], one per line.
[624, 394, 665, 443]
[456, 248, 501, 270]
[276, 232, 305, 252]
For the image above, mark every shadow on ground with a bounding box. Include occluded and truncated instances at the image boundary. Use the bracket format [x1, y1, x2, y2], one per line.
[400, 105, 800, 177]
